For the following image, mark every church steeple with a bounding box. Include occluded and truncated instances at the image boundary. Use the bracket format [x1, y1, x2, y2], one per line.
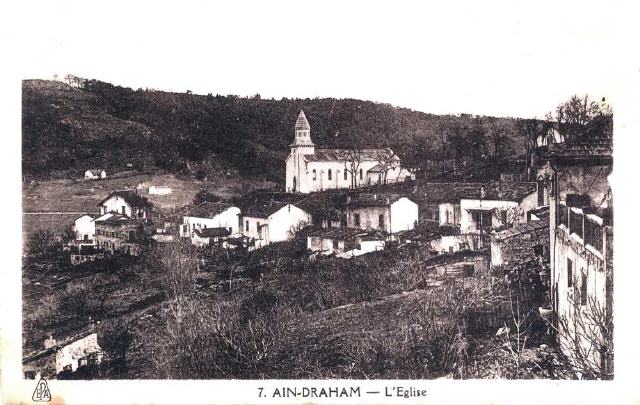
[292, 109, 314, 148]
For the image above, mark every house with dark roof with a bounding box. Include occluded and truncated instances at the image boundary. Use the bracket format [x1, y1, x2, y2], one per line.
[344, 193, 418, 234]
[179, 202, 241, 239]
[97, 190, 152, 220]
[285, 109, 411, 193]
[23, 329, 103, 379]
[240, 199, 311, 249]
[93, 211, 146, 255]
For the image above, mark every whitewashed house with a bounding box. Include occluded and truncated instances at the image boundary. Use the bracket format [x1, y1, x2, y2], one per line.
[344, 194, 418, 234]
[97, 190, 152, 219]
[55, 332, 103, 374]
[180, 202, 241, 239]
[285, 110, 411, 193]
[458, 185, 538, 234]
[241, 202, 310, 248]
[148, 186, 172, 195]
[73, 214, 96, 243]
[84, 169, 106, 180]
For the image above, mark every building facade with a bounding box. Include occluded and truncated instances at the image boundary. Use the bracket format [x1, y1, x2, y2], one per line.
[97, 190, 151, 219]
[285, 110, 411, 193]
[180, 203, 241, 238]
[344, 194, 418, 234]
[538, 126, 613, 377]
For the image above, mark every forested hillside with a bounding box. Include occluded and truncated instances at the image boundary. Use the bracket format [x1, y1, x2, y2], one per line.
[23, 78, 537, 183]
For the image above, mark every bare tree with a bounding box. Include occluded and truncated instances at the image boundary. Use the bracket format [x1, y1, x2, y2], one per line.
[547, 95, 612, 143]
[343, 148, 363, 189]
[373, 148, 399, 184]
[551, 287, 613, 379]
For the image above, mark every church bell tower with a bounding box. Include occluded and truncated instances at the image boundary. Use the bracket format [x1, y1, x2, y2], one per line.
[286, 109, 315, 192]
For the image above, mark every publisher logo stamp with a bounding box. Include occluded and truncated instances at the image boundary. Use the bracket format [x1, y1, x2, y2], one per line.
[32, 377, 51, 402]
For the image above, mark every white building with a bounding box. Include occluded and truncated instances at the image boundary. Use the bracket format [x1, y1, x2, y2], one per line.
[344, 194, 418, 234]
[241, 202, 310, 248]
[84, 169, 106, 180]
[180, 202, 241, 238]
[97, 190, 151, 219]
[55, 332, 103, 374]
[285, 110, 411, 193]
[148, 186, 172, 195]
[73, 214, 96, 243]
[458, 187, 538, 234]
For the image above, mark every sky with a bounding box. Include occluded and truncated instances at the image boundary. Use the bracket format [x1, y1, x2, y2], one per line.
[0, 0, 626, 118]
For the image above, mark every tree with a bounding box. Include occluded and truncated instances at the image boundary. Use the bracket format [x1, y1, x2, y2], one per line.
[343, 148, 363, 189]
[550, 275, 613, 379]
[27, 229, 56, 257]
[548, 95, 612, 143]
[373, 148, 399, 184]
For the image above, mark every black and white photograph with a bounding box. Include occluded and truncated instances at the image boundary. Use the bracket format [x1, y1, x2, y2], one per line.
[2, 1, 639, 404]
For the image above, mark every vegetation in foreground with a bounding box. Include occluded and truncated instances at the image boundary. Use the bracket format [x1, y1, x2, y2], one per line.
[23, 230, 572, 379]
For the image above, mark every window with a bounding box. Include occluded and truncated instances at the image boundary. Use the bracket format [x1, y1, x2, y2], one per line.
[257, 222, 261, 232]
[354, 213, 361, 227]
[584, 218, 603, 252]
[567, 258, 573, 288]
[333, 239, 339, 249]
[83, 234, 88, 241]
[328, 169, 332, 180]
[245, 220, 249, 232]
[121, 206, 126, 215]
[580, 270, 588, 305]
[570, 211, 583, 238]
[559, 205, 568, 227]
[537, 180, 546, 206]
[344, 170, 348, 181]
[359, 168, 363, 180]
[312, 169, 317, 180]
[378, 214, 384, 229]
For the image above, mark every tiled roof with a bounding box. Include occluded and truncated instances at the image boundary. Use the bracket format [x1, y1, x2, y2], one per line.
[492, 218, 549, 241]
[243, 201, 289, 218]
[237, 191, 307, 218]
[194, 227, 231, 238]
[186, 202, 235, 218]
[346, 193, 407, 208]
[542, 141, 612, 162]
[294, 109, 310, 131]
[97, 190, 152, 208]
[303, 148, 392, 162]
[307, 226, 367, 239]
[369, 181, 537, 204]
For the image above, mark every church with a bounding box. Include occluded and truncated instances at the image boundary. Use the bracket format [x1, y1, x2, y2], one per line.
[285, 110, 411, 193]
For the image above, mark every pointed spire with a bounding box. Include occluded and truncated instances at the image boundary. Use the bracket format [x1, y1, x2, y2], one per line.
[294, 109, 310, 131]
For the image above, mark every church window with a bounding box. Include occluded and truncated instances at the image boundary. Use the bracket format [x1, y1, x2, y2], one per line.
[354, 213, 361, 227]
[359, 169, 363, 180]
[378, 214, 384, 229]
[245, 220, 249, 232]
[312, 169, 317, 180]
[344, 170, 348, 180]
[328, 169, 332, 180]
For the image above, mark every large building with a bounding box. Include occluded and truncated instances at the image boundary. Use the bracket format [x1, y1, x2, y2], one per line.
[285, 110, 411, 193]
[536, 121, 613, 378]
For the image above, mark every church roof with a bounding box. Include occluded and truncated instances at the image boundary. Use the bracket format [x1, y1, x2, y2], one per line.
[294, 109, 310, 131]
[303, 148, 392, 162]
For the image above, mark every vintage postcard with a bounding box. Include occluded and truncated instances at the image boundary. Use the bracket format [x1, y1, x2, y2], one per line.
[1, 0, 639, 404]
